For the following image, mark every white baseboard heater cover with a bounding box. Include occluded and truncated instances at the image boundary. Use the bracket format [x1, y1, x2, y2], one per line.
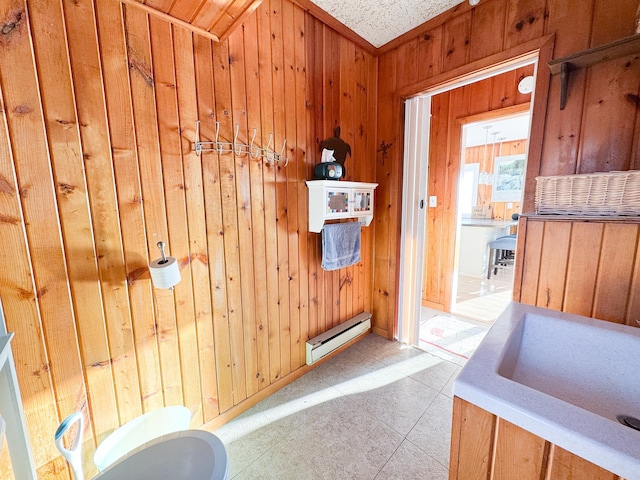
[306, 312, 372, 365]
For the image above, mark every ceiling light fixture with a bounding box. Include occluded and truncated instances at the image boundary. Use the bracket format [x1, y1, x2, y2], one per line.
[469, 0, 480, 6]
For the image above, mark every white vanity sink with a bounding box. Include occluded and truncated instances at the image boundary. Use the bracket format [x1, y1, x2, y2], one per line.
[454, 302, 640, 480]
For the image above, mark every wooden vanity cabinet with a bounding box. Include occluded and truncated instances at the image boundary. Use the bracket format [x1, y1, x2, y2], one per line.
[449, 397, 621, 480]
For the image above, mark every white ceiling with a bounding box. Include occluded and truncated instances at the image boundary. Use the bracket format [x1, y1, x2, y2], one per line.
[309, 0, 467, 48]
[464, 113, 531, 148]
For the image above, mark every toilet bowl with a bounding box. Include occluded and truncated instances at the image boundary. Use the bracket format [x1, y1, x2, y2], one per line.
[94, 430, 229, 480]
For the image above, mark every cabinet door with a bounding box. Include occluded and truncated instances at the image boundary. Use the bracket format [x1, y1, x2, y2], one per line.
[324, 188, 350, 218]
[351, 189, 373, 215]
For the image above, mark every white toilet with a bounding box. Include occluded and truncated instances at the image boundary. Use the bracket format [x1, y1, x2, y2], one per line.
[94, 429, 230, 480]
[56, 407, 229, 480]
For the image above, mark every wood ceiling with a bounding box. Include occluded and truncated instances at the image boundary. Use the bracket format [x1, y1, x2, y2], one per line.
[122, 0, 265, 41]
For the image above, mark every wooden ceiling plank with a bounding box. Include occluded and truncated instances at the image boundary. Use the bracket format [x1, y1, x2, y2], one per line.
[212, 0, 265, 42]
[117, 0, 220, 41]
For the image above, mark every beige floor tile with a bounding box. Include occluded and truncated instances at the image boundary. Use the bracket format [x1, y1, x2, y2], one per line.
[282, 399, 404, 479]
[375, 440, 448, 480]
[406, 394, 454, 468]
[334, 374, 438, 435]
[233, 441, 323, 480]
[218, 334, 459, 480]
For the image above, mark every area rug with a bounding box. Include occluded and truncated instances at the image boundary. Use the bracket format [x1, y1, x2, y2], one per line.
[418, 315, 489, 361]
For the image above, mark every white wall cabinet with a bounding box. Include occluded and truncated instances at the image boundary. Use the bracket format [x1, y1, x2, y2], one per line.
[306, 180, 378, 233]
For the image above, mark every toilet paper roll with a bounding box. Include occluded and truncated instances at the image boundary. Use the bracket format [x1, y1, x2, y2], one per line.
[149, 256, 181, 289]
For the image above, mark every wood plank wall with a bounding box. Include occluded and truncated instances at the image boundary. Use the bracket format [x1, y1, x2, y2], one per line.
[464, 139, 527, 221]
[0, 0, 376, 477]
[375, 0, 640, 333]
[420, 67, 533, 311]
[515, 217, 640, 327]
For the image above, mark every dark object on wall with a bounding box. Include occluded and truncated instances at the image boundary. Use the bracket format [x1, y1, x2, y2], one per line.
[314, 162, 343, 180]
[320, 127, 352, 167]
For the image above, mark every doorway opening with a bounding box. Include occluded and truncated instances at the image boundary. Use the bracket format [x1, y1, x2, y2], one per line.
[398, 52, 543, 364]
[451, 109, 531, 323]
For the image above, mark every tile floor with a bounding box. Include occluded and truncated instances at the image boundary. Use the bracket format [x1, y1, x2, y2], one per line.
[214, 334, 459, 479]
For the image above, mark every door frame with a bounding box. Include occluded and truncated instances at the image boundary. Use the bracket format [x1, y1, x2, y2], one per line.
[396, 35, 554, 345]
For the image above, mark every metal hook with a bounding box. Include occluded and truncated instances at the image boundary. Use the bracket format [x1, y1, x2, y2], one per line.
[249, 128, 260, 158]
[233, 123, 243, 155]
[214, 121, 223, 154]
[194, 120, 202, 156]
[279, 139, 288, 166]
[264, 133, 274, 163]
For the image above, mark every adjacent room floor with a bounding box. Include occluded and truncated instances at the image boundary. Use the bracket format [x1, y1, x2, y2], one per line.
[214, 334, 458, 479]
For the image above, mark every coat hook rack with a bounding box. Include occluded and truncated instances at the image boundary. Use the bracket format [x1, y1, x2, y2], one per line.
[194, 120, 288, 166]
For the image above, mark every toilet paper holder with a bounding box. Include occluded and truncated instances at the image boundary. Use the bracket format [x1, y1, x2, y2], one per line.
[156, 241, 169, 264]
[149, 241, 181, 290]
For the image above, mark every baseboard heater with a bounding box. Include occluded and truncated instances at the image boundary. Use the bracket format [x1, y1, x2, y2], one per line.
[306, 312, 372, 365]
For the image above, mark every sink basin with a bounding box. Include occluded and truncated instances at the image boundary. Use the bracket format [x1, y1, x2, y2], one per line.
[454, 302, 640, 480]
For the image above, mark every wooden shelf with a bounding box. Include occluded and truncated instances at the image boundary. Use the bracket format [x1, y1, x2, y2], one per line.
[548, 33, 640, 109]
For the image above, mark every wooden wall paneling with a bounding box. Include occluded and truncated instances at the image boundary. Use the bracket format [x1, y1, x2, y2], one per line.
[0, 2, 88, 472]
[467, 74, 492, 115]
[562, 222, 603, 317]
[255, 2, 281, 383]
[591, 0, 638, 45]
[212, 38, 248, 403]
[423, 91, 449, 308]
[493, 418, 548, 480]
[294, 4, 310, 367]
[305, 14, 320, 339]
[95, 0, 164, 414]
[339, 37, 356, 322]
[489, 69, 517, 111]
[352, 46, 366, 316]
[373, 50, 397, 335]
[442, 11, 472, 72]
[126, 7, 185, 408]
[440, 88, 468, 312]
[592, 223, 639, 323]
[270, 0, 292, 376]
[363, 51, 378, 314]
[0, 79, 51, 480]
[469, 0, 508, 62]
[282, 0, 302, 370]
[63, 0, 142, 430]
[512, 216, 528, 301]
[539, 0, 592, 176]
[455, 397, 496, 479]
[193, 34, 233, 415]
[548, 446, 619, 480]
[395, 39, 418, 91]
[169, 24, 212, 424]
[35, 0, 114, 451]
[518, 219, 543, 305]
[242, 12, 270, 390]
[577, 56, 640, 173]
[625, 232, 640, 328]
[534, 221, 571, 310]
[179, 31, 221, 421]
[503, 0, 547, 51]
[150, 18, 198, 417]
[228, 25, 260, 398]
[416, 26, 443, 81]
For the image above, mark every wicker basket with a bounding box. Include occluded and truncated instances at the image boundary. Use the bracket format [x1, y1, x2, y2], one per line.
[535, 170, 640, 216]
